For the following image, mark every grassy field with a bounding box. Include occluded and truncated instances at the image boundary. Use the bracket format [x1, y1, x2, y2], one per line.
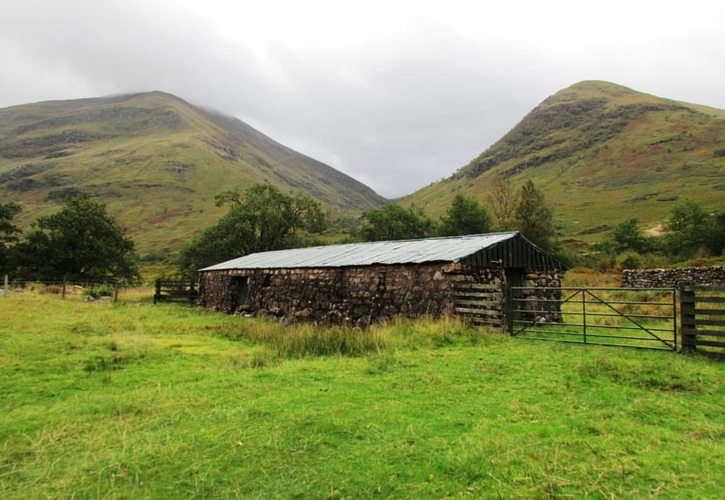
[1, 290, 724, 497]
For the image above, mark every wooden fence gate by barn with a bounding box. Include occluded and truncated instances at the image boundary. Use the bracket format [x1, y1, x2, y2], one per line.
[453, 282, 504, 328]
[153, 279, 198, 304]
[680, 285, 725, 356]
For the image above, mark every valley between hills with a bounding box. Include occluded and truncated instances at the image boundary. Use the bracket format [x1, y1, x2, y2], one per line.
[0, 81, 723, 257]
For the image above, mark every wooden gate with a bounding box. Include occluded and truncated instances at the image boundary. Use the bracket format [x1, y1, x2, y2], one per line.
[453, 282, 504, 328]
[680, 284, 725, 355]
[153, 279, 198, 304]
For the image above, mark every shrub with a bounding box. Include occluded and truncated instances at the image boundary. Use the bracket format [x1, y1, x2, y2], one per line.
[619, 253, 642, 270]
[84, 285, 115, 299]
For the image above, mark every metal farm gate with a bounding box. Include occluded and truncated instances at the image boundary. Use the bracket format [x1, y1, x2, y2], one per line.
[508, 286, 678, 351]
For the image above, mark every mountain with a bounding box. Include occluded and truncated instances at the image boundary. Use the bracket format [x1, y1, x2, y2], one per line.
[404, 81, 724, 248]
[0, 92, 386, 256]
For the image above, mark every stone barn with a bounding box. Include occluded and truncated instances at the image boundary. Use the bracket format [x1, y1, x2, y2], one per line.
[198, 231, 565, 328]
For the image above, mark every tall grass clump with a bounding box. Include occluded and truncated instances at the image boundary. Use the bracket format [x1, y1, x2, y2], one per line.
[379, 316, 486, 350]
[214, 319, 385, 358]
[276, 324, 385, 358]
[214, 315, 488, 359]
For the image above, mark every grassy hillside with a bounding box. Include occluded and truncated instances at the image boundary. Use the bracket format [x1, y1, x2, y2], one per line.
[1, 290, 723, 497]
[0, 92, 386, 256]
[404, 81, 725, 248]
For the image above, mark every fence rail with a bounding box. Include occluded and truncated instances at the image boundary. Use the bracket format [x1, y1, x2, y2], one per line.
[2, 276, 129, 301]
[453, 282, 503, 327]
[153, 279, 198, 304]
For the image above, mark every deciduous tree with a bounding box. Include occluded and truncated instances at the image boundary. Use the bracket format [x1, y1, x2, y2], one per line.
[610, 218, 653, 254]
[665, 201, 723, 258]
[514, 180, 556, 251]
[358, 204, 434, 242]
[439, 194, 492, 236]
[178, 184, 326, 277]
[489, 176, 518, 230]
[15, 195, 139, 282]
[0, 202, 22, 275]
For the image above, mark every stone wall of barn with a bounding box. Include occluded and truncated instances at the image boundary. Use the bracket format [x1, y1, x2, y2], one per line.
[200, 264, 460, 326]
[514, 270, 564, 323]
[199, 262, 480, 327]
[199, 263, 563, 328]
[621, 266, 725, 288]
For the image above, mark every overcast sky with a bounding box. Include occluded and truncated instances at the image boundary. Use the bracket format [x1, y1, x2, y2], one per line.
[2, 0, 724, 198]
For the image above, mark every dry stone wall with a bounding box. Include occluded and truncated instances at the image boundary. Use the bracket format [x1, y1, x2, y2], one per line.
[199, 262, 478, 327]
[621, 267, 725, 288]
[199, 263, 564, 327]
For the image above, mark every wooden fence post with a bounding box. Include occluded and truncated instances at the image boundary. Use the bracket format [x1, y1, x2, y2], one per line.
[504, 283, 513, 335]
[679, 283, 696, 353]
[3, 274, 8, 296]
[154, 279, 161, 304]
[113, 282, 119, 303]
[61, 282, 66, 300]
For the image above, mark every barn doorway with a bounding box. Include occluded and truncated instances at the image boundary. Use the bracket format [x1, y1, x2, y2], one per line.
[505, 268, 525, 288]
[231, 277, 250, 309]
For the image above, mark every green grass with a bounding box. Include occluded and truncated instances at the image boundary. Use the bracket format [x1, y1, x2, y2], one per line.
[1, 291, 724, 497]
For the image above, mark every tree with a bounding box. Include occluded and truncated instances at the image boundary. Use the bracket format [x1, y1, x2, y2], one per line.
[514, 180, 556, 251]
[358, 204, 434, 242]
[665, 201, 722, 258]
[610, 218, 653, 254]
[439, 194, 493, 236]
[708, 210, 725, 256]
[15, 195, 139, 282]
[0, 202, 22, 275]
[489, 176, 518, 230]
[178, 184, 326, 277]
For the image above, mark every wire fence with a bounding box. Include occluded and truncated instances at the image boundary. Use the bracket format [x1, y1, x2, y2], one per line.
[0, 275, 155, 303]
[1, 276, 202, 305]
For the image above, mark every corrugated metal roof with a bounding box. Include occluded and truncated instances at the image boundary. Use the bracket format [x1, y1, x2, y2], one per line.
[200, 232, 520, 271]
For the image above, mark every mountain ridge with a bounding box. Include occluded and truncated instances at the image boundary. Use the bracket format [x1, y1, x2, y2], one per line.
[404, 80, 724, 247]
[0, 91, 386, 255]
